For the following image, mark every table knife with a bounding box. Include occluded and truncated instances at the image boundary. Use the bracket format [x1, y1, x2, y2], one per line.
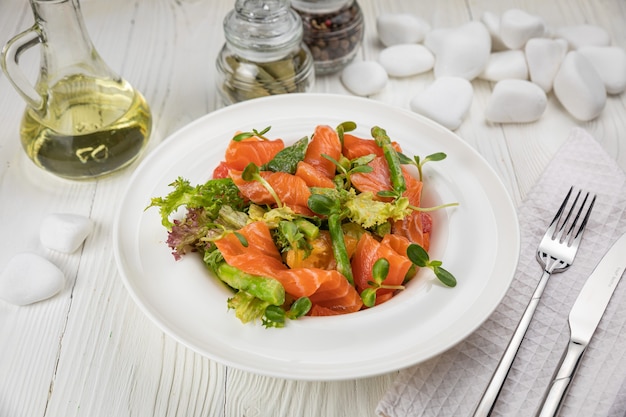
[535, 231, 626, 417]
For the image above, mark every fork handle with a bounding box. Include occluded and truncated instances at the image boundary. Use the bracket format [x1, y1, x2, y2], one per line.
[472, 270, 552, 417]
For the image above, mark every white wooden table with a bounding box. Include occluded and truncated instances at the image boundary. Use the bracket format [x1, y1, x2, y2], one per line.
[1, 1, 625, 416]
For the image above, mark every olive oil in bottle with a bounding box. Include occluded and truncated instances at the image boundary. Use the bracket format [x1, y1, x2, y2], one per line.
[20, 75, 152, 179]
[1, 0, 152, 180]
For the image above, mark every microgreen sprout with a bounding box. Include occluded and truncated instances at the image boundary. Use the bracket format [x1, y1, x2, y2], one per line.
[407, 201, 460, 213]
[322, 153, 374, 189]
[336, 121, 357, 144]
[275, 220, 313, 257]
[406, 244, 457, 287]
[398, 152, 447, 182]
[286, 296, 312, 319]
[263, 296, 312, 328]
[232, 126, 272, 142]
[242, 162, 283, 208]
[360, 258, 405, 307]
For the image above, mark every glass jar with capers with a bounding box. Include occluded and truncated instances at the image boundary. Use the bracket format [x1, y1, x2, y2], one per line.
[216, 0, 315, 105]
[291, 0, 364, 75]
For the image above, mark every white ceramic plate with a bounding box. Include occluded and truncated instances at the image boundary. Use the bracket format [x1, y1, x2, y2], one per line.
[113, 93, 519, 381]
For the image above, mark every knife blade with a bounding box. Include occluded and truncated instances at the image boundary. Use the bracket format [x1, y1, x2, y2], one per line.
[536, 231, 626, 417]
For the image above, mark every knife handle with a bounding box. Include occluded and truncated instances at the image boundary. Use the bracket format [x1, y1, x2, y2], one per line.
[535, 340, 587, 417]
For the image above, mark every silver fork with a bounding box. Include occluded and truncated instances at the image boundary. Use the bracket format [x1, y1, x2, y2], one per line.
[473, 186, 596, 417]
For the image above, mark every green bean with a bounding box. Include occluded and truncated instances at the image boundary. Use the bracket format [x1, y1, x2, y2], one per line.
[216, 262, 286, 305]
[372, 126, 406, 197]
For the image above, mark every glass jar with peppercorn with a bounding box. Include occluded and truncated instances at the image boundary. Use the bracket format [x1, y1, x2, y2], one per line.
[216, 0, 315, 105]
[291, 0, 364, 75]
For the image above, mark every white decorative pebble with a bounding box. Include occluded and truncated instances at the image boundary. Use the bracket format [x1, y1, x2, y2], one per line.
[481, 11, 508, 52]
[499, 9, 546, 50]
[376, 13, 431, 47]
[578, 46, 626, 94]
[479, 50, 528, 81]
[485, 79, 547, 123]
[409, 77, 474, 131]
[341, 61, 388, 96]
[553, 51, 607, 121]
[525, 38, 569, 92]
[555, 24, 611, 50]
[425, 21, 491, 80]
[40, 213, 94, 253]
[379, 44, 434, 77]
[0, 253, 64, 306]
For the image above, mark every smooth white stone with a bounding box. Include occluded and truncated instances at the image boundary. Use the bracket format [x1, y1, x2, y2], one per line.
[555, 24, 611, 49]
[0, 253, 64, 306]
[376, 13, 431, 47]
[425, 21, 491, 80]
[481, 11, 508, 51]
[40, 213, 94, 253]
[553, 51, 607, 121]
[341, 61, 388, 96]
[409, 77, 474, 131]
[499, 9, 546, 50]
[578, 46, 626, 94]
[485, 79, 547, 123]
[379, 44, 434, 77]
[525, 38, 569, 92]
[479, 50, 528, 81]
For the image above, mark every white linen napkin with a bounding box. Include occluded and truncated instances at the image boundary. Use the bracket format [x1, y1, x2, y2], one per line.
[376, 127, 626, 417]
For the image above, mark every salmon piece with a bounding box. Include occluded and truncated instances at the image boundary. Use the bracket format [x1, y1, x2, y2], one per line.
[391, 170, 431, 250]
[215, 222, 363, 314]
[392, 213, 430, 251]
[351, 156, 422, 201]
[350, 155, 431, 248]
[224, 136, 285, 171]
[381, 234, 410, 256]
[230, 170, 313, 215]
[351, 232, 413, 299]
[295, 161, 336, 188]
[309, 304, 345, 316]
[303, 125, 342, 179]
[342, 133, 384, 160]
[401, 169, 423, 206]
[350, 156, 393, 197]
[278, 268, 363, 313]
[342, 133, 403, 160]
[214, 222, 286, 278]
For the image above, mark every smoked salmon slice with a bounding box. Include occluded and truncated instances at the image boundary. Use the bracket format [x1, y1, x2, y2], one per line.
[342, 133, 403, 160]
[215, 221, 363, 314]
[224, 136, 285, 171]
[230, 170, 313, 215]
[393, 212, 431, 251]
[350, 155, 431, 249]
[391, 169, 431, 250]
[302, 125, 342, 180]
[295, 161, 336, 188]
[350, 156, 392, 197]
[351, 232, 413, 300]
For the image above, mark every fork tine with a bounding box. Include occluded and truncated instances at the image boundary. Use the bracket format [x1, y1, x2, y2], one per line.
[571, 193, 596, 243]
[546, 186, 573, 238]
[555, 188, 581, 242]
[558, 189, 595, 246]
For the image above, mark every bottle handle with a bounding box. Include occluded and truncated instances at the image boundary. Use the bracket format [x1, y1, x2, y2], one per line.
[1, 26, 44, 109]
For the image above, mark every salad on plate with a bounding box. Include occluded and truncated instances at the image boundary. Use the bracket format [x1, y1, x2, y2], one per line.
[148, 122, 457, 328]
